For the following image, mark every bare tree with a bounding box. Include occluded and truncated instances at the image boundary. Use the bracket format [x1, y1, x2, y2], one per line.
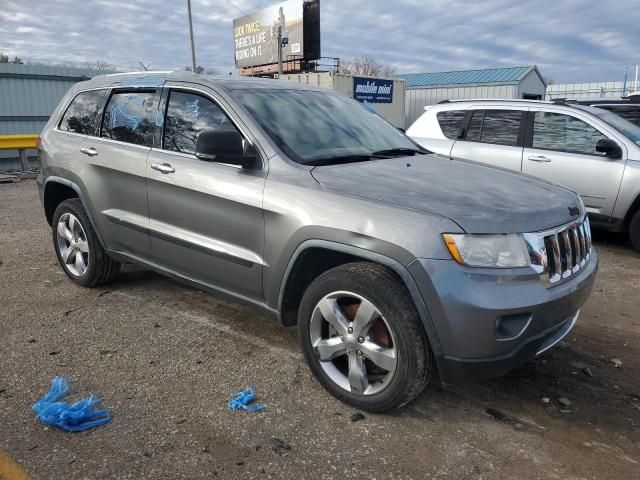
[0, 53, 24, 64]
[543, 76, 555, 85]
[338, 55, 396, 78]
[184, 65, 208, 74]
[84, 60, 115, 72]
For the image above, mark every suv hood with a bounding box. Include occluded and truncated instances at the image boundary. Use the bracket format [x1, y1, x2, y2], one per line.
[311, 155, 581, 234]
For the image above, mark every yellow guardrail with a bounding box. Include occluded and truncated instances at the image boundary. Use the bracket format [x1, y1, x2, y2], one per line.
[0, 134, 39, 151]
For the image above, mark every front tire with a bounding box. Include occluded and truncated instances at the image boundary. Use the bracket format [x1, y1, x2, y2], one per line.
[629, 209, 640, 253]
[298, 262, 433, 412]
[52, 198, 120, 287]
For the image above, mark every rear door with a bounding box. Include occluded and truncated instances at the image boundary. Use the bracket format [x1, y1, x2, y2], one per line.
[55, 88, 156, 257]
[450, 108, 526, 172]
[522, 109, 626, 218]
[145, 83, 266, 299]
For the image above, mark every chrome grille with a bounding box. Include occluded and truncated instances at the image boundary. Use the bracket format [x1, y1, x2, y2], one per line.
[523, 216, 592, 288]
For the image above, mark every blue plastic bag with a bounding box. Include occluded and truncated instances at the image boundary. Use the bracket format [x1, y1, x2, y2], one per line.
[33, 377, 111, 432]
[227, 387, 266, 412]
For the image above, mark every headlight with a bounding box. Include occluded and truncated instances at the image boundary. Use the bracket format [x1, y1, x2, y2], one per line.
[442, 233, 530, 268]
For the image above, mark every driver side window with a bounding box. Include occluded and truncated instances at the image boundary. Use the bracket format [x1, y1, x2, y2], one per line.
[163, 90, 237, 155]
[532, 112, 607, 156]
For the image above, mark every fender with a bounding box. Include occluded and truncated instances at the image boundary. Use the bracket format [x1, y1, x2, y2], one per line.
[43, 175, 108, 250]
[277, 239, 444, 360]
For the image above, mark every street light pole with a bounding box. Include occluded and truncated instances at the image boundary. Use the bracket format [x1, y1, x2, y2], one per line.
[187, 0, 197, 73]
[277, 26, 283, 76]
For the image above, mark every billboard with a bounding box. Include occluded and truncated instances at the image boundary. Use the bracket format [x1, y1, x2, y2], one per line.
[233, 0, 304, 69]
[353, 77, 394, 103]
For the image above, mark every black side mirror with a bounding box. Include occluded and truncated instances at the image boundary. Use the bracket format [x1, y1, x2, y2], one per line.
[596, 138, 622, 159]
[195, 129, 258, 168]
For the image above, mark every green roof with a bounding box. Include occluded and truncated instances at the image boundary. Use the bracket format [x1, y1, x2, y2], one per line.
[398, 66, 541, 88]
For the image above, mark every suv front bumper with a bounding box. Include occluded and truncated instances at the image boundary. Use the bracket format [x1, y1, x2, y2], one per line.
[408, 249, 598, 383]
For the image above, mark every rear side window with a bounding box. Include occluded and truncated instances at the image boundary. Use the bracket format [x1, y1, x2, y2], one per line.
[597, 105, 640, 127]
[532, 112, 607, 155]
[59, 89, 108, 135]
[163, 90, 236, 155]
[437, 111, 466, 139]
[101, 91, 156, 146]
[464, 110, 522, 146]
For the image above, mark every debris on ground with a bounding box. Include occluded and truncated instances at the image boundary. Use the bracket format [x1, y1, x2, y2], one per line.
[32, 377, 111, 432]
[541, 397, 550, 404]
[583, 367, 594, 377]
[270, 437, 291, 456]
[227, 387, 265, 412]
[611, 358, 623, 368]
[350, 412, 366, 422]
[558, 397, 572, 407]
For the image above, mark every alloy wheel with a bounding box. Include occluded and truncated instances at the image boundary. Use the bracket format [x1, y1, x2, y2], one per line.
[56, 213, 90, 277]
[309, 291, 397, 395]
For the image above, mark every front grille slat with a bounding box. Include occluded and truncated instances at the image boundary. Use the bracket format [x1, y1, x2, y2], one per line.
[561, 230, 573, 276]
[537, 216, 592, 288]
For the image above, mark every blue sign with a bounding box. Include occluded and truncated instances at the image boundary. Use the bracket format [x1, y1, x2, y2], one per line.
[353, 77, 394, 103]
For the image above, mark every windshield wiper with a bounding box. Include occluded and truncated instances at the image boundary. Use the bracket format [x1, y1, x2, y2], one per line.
[371, 147, 429, 157]
[304, 154, 385, 166]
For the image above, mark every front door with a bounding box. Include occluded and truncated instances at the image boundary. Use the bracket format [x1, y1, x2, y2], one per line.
[522, 110, 626, 218]
[145, 85, 266, 299]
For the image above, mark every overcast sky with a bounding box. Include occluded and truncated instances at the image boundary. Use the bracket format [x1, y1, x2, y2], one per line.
[1, 0, 638, 83]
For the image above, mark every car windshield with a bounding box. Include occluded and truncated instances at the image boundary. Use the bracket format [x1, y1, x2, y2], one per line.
[230, 88, 425, 165]
[575, 105, 640, 145]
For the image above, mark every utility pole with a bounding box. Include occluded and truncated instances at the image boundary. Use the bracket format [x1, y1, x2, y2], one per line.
[277, 26, 283, 76]
[187, 0, 197, 73]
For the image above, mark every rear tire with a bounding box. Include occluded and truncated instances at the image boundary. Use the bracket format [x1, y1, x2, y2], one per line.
[630, 210, 640, 253]
[297, 262, 432, 412]
[52, 198, 120, 287]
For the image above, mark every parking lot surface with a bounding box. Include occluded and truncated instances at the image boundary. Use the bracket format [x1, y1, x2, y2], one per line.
[1, 180, 639, 479]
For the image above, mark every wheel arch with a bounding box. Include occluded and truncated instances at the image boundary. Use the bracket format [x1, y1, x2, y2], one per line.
[277, 240, 444, 359]
[623, 191, 640, 230]
[43, 176, 107, 249]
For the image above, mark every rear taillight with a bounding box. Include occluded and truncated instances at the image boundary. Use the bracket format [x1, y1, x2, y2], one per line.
[36, 136, 42, 150]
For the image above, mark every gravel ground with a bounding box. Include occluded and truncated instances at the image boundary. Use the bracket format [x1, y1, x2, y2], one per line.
[1, 179, 639, 479]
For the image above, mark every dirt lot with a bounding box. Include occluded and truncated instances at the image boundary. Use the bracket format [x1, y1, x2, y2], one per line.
[1, 179, 639, 480]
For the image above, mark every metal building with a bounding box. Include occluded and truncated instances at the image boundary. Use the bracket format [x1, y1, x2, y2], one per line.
[277, 72, 406, 128]
[0, 63, 102, 170]
[399, 65, 546, 128]
[546, 81, 635, 100]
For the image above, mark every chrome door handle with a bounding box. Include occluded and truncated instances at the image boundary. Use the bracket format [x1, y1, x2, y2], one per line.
[151, 162, 175, 174]
[528, 155, 551, 162]
[80, 147, 98, 157]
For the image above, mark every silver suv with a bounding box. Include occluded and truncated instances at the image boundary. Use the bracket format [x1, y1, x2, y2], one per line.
[407, 99, 640, 251]
[37, 73, 597, 411]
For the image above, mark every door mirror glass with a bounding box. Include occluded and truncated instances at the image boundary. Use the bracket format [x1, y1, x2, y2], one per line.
[195, 129, 257, 168]
[595, 138, 622, 159]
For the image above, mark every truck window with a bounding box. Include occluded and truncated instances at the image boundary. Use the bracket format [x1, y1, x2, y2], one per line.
[59, 89, 109, 136]
[101, 91, 155, 146]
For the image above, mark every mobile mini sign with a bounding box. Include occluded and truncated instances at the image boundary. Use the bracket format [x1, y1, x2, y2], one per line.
[353, 77, 394, 103]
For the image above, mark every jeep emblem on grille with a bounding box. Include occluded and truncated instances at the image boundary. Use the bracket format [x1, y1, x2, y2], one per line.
[568, 206, 580, 216]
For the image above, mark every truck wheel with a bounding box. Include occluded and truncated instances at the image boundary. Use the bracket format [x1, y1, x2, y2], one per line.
[52, 198, 120, 287]
[298, 262, 433, 412]
[630, 210, 640, 253]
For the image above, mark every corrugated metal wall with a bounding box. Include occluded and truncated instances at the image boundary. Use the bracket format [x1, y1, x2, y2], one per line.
[0, 63, 101, 169]
[405, 84, 517, 128]
[277, 72, 406, 128]
[546, 81, 630, 100]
